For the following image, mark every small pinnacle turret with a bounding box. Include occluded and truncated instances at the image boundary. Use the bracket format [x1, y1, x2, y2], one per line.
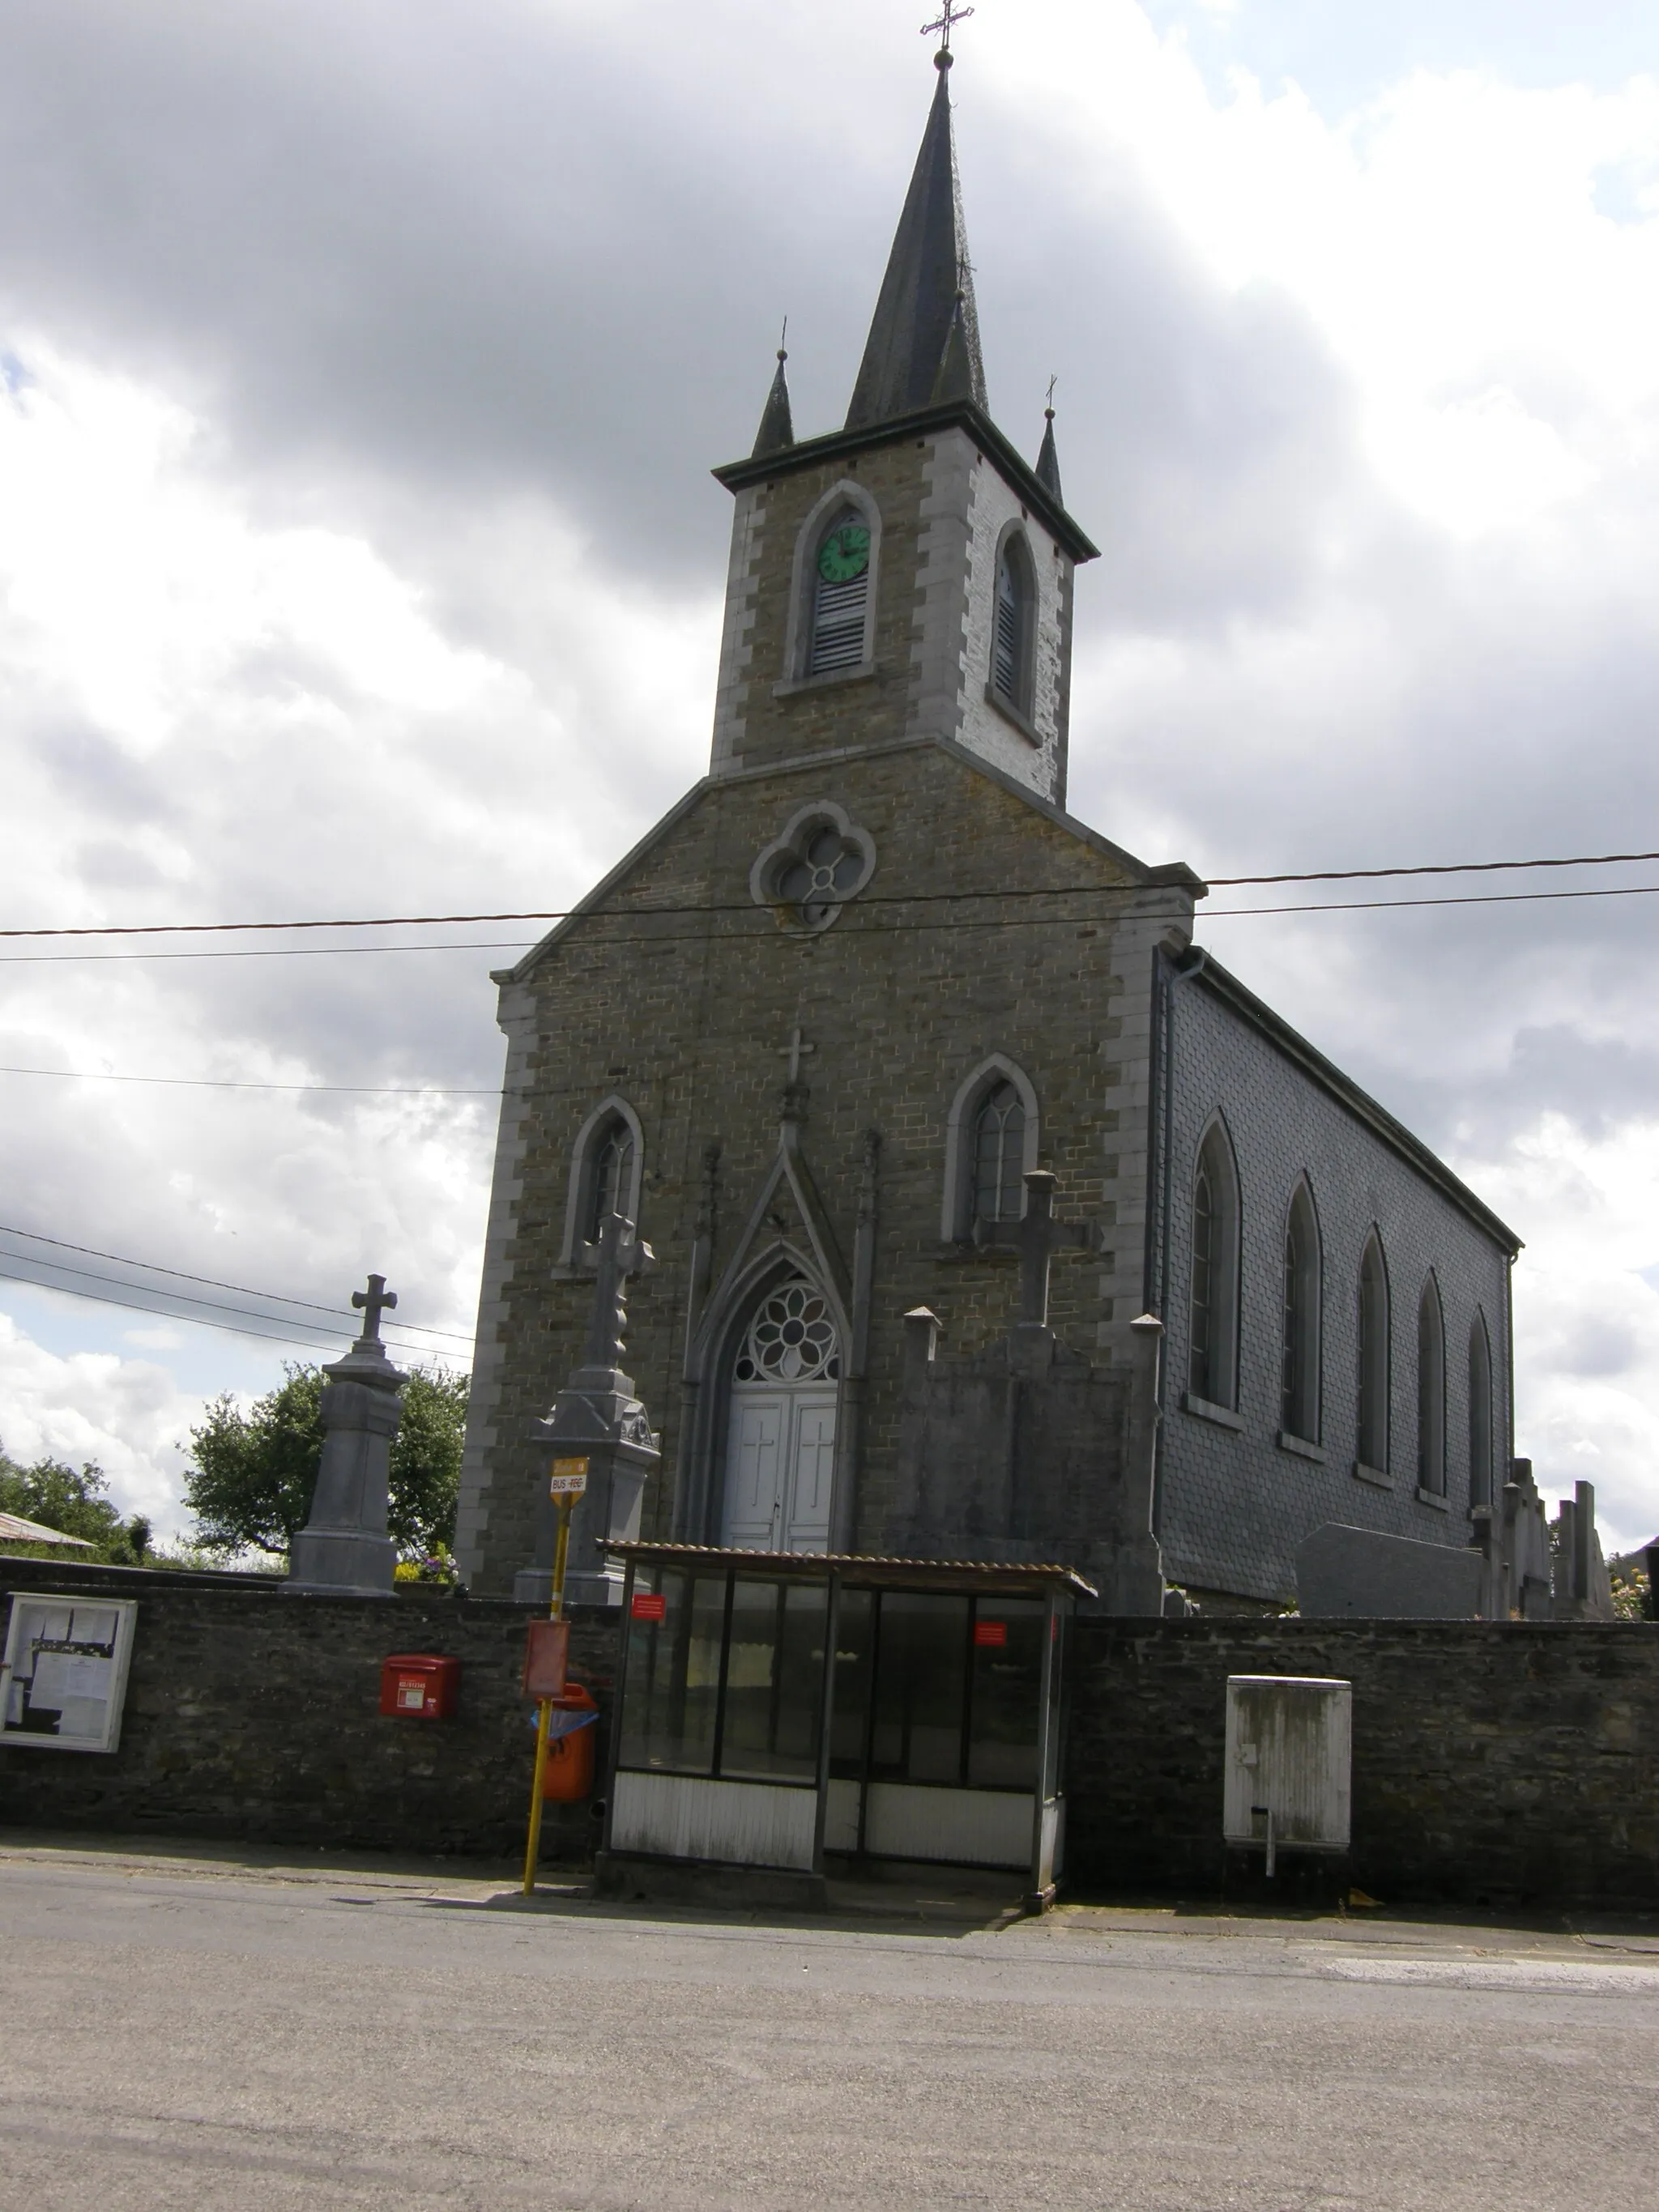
[751, 343, 795, 459]
[845, 52, 987, 430]
[1035, 406, 1063, 502]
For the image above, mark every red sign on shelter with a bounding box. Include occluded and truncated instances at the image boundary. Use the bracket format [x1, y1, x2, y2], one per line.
[631, 1592, 667, 1622]
[974, 1619, 1008, 1648]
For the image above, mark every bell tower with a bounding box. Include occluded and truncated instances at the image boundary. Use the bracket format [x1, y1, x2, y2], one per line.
[707, 41, 1097, 809]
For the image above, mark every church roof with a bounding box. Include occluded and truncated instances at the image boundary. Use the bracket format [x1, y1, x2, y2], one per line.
[846, 55, 987, 433]
[1182, 951, 1524, 1255]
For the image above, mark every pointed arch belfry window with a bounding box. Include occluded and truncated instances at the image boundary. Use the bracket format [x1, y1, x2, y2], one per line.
[1188, 1121, 1240, 1409]
[585, 1116, 634, 1247]
[1468, 1313, 1494, 1509]
[991, 528, 1035, 719]
[1358, 1233, 1390, 1473]
[1417, 1275, 1446, 1496]
[941, 1056, 1041, 1242]
[808, 506, 872, 677]
[1281, 1182, 1321, 1444]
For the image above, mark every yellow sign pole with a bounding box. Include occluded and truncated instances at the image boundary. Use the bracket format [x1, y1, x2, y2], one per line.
[522, 1458, 588, 1897]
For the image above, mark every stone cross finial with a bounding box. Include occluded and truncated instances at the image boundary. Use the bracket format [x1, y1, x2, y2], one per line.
[352, 1273, 397, 1347]
[976, 1170, 1096, 1330]
[585, 1212, 656, 1370]
[778, 1025, 816, 1085]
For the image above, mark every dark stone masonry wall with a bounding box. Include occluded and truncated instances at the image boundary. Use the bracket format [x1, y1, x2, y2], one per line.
[1068, 1616, 1659, 1912]
[6, 1563, 1657, 1910]
[0, 1558, 621, 1862]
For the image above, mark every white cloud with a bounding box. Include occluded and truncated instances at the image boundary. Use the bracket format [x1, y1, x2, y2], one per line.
[0, 1312, 199, 1532]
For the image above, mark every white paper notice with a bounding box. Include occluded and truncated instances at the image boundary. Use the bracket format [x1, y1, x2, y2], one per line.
[26, 1653, 74, 1708]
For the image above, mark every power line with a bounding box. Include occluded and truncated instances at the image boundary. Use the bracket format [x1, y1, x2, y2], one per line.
[0, 1223, 476, 1345]
[6, 877, 1659, 966]
[0, 1065, 501, 1098]
[3, 840, 1659, 939]
[0, 1265, 389, 1360]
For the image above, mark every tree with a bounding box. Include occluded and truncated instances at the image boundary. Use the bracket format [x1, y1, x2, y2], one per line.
[0, 1450, 151, 1565]
[181, 1363, 468, 1562]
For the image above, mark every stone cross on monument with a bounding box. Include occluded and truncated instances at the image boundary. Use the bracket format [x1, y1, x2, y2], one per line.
[288, 1271, 407, 1598]
[976, 1170, 1098, 1331]
[583, 1212, 656, 1375]
[352, 1272, 396, 1346]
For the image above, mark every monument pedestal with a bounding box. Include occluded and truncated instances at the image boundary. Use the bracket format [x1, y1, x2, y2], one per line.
[288, 1276, 406, 1599]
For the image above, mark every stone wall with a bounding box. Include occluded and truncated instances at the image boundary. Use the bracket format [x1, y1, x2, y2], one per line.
[0, 1558, 620, 1862]
[7, 1563, 1657, 1911]
[1068, 1615, 1659, 1910]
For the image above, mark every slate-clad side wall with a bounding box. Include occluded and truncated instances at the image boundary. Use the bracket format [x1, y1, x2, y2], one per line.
[1158, 969, 1516, 1605]
[0, 1561, 621, 1862]
[1067, 1616, 1659, 1909]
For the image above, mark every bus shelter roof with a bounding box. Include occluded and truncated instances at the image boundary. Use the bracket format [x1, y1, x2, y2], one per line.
[604, 1543, 1097, 1601]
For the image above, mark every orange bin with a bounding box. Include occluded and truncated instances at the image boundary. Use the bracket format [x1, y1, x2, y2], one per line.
[541, 1682, 599, 1801]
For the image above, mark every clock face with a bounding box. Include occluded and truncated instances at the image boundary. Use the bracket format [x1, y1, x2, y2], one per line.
[817, 524, 871, 584]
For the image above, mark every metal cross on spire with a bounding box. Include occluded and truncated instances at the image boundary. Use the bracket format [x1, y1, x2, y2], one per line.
[922, 2, 974, 56]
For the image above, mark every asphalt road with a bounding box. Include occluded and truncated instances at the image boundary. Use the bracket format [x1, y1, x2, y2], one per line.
[2, 1837, 1657, 2211]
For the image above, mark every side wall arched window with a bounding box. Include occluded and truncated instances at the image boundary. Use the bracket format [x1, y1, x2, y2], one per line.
[940, 1056, 1040, 1242]
[557, 1095, 646, 1267]
[1357, 1232, 1390, 1473]
[1188, 1121, 1241, 1409]
[1417, 1274, 1446, 1495]
[1468, 1313, 1494, 1510]
[990, 527, 1036, 719]
[807, 505, 873, 677]
[1281, 1181, 1322, 1444]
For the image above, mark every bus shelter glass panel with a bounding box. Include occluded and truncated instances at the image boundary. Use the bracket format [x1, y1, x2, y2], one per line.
[719, 1578, 828, 1784]
[617, 1568, 726, 1775]
[829, 1587, 875, 1775]
[966, 1598, 1045, 1789]
[870, 1592, 968, 1783]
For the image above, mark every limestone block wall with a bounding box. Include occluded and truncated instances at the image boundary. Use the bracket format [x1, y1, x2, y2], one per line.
[455, 739, 1162, 1589]
[0, 1558, 620, 1862]
[1067, 1616, 1659, 1910]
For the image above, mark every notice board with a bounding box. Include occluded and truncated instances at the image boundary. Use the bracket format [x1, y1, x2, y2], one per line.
[1, 1595, 139, 1753]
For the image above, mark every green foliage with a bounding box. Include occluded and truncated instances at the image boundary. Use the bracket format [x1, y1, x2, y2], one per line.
[0, 1449, 152, 1566]
[1608, 1563, 1649, 1622]
[181, 1363, 468, 1562]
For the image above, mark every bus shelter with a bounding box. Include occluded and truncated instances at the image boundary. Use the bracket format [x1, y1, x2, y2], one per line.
[595, 1545, 1095, 1911]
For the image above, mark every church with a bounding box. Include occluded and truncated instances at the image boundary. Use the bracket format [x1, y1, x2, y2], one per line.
[453, 42, 1520, 1613]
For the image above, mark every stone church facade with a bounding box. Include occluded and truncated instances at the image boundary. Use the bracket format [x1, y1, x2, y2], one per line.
[454, 52, 1519, 1612]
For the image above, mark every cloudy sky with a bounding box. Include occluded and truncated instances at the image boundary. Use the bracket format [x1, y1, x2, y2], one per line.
[4, 0, 1659, 1551]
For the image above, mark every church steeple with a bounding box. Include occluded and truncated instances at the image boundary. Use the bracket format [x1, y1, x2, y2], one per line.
[751, 338, 795, 459]
[1035, 405, 1063, 502]
[845, 53, 987, 430]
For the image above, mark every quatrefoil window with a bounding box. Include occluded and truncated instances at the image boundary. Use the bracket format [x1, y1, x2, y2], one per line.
[749, 800, 876, 933]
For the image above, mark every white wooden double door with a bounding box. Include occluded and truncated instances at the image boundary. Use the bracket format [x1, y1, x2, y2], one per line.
[721, 1387, 838, 1553]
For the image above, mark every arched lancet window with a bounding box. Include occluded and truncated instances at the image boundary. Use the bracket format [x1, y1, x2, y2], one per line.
[1358, 1233, 1390, 1473]
[558, 1095, 645, 1266]
[808, 506, 872, 677]
[1281, 1182, 1321, 1444]
[972, 1080, 1026, 1229]
[991, 531, 1035, 718]
[1417, 1275, 1446, 1495]
[1468, 1314, 1494, 1509]
[584, 1115, 635, 1246]
[1188, 1123, 1240, 1409]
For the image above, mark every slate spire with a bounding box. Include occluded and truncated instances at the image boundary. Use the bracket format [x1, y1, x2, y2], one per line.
[751, 334, 795, 459]
[1035, 405, 1064, 503]
[845, 52, 987, 431]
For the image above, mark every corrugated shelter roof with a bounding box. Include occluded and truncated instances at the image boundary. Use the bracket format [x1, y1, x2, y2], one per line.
[0, 1511, 94, 1546]
[605, 1541, 1097, 1599]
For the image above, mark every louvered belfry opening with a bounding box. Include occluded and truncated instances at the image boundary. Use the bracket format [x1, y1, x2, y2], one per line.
[808, 510, 871, 676]
[992, 535, 1033, 714]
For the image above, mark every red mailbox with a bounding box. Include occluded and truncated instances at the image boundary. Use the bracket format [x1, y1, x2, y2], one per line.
[379, 1653, 459, 1720]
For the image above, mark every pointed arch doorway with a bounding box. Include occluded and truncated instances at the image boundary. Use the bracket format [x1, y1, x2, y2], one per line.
[719, 1275, 840, 1553]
